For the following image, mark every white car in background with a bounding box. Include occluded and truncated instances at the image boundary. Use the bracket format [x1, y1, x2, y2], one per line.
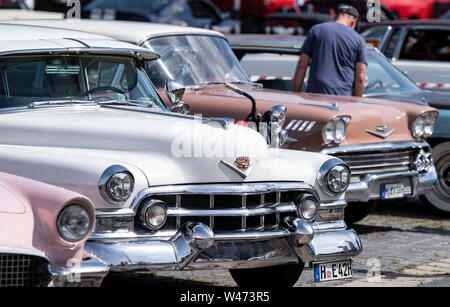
[0, 24, 361, 286]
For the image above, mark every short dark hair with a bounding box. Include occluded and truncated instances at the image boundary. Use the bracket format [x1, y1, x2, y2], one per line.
[336, 4, 360, 19]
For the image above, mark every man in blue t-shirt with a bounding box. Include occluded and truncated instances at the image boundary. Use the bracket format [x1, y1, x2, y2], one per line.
[293, 5, 367, 97]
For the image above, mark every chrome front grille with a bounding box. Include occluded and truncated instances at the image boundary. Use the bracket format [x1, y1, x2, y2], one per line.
[0, 253, 49, 287]
[335, 149, 417, 180]
[134, 182, 315, 233]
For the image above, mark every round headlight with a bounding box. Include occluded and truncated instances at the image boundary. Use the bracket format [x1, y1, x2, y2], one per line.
[106, 172, 134, 202]
[413, 112, 438, 139]
[334, 120, 346, 143]
[322, 121, 335, 144]
[297, 196, 319, 221]
[99, 165, 135, 204]
[412, 116, 425, 138]
[326, 164, 351, 194]
[57, 205, 91, 242]
[423, 113, 436, 138]
[322, 117, 350, 145]
[139, 199, 168, 230]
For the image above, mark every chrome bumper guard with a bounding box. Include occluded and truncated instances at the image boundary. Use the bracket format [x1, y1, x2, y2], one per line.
[321, 142, 438, 202]
[49, 256, 109, 287]
[344, 168, 437, 202]
[85, 217, 362, 272]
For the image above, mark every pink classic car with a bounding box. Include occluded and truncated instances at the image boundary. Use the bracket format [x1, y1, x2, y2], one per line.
[0, 172, 108, 287]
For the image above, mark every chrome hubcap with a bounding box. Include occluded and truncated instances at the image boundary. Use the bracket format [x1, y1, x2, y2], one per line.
[434, 152, 450, 201]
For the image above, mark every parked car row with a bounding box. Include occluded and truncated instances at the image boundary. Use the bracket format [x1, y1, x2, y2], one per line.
[0, 19, 443, 287]
[360, 19, 450, 94]
[0, 21, 363, 287]
[227, 33, 449, 212]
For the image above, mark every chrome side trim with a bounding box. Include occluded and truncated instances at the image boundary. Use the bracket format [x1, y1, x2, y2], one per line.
[320, 141, 430, 155]
[319, 199, 347, 210]
[95, 208, 135, 218]
[0, 47, 159, 61]
[312, 220, 347, 233]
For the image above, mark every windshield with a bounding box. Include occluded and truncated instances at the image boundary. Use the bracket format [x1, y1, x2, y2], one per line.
[85, 0, 170, 14]
[364, 49, 421, 95]
[0, 55, 166, 109]
[144, 35, 251, 88]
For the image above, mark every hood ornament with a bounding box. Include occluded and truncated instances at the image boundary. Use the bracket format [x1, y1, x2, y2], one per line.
[366, 125, 395, 139]
[220, 156, 257, 179]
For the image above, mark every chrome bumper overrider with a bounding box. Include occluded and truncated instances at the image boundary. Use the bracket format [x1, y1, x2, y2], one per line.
[49, 256, 109, 287]
[85, 218, 362, 272]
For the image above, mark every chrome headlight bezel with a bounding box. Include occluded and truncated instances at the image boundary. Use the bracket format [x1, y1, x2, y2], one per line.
[99, 165, 135, 204]
[322, 116, 351, 145]
[318, 158, 351, 196]
[57, 204, 92, 243]
[412, 111, 438, 139]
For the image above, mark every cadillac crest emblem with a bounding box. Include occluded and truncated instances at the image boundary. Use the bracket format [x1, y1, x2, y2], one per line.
[235, 156, 250, 169]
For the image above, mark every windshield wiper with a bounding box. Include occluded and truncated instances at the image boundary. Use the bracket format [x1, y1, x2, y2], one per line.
[27, 99, 94, 109]
[27, 98, 158, 110]
[96, 99, 155, 108]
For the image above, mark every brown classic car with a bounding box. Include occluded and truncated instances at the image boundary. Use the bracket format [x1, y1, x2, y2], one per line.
[13, 20, 439, 224]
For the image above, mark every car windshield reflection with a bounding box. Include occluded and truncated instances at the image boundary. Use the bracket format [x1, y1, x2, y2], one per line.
[0, 55, 166, 110]
[364, 50, 421, 95]
[144, 35, 250, 88]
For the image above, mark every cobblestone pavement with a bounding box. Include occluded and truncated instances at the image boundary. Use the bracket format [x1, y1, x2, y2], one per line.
[102, 198, 450, 287]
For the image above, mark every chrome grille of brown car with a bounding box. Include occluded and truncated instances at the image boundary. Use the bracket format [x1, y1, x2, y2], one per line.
[134, 182, 316, 233]
[334, 149, 416, 181]
[0, 253, 49, 287]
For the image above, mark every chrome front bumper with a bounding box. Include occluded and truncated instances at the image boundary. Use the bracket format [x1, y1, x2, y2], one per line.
[85, 218, 362, 272]
[321, 142, 438, 203]
[344, 168, 437, 202]
[49, 255, 109, 287]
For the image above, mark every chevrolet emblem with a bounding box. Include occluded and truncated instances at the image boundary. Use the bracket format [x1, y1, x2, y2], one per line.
[366, 125, 395, 139]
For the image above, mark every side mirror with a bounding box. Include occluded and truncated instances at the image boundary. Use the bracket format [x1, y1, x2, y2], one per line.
[165, 79, 190, 114]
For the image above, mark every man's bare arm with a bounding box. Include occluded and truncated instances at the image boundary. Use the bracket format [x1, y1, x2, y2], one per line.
[353, 62, 367, 97]
[293, 53, 310, 92]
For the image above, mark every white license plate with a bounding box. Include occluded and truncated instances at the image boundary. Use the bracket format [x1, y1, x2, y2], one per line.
[381, 183, 404, 199]
[314, 260, 353, 282]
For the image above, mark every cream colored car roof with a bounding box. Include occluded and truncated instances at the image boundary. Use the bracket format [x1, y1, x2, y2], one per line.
[0, 23, 158, 60]
[3, 19, 226, 45]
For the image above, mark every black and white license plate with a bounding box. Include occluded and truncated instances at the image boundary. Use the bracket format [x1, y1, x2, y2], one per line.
[314, 260, 353, 282]
[381, 183, 404, 199]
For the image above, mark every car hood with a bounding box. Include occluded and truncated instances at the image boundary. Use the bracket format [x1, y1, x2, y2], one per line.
[184, 86, 436, 151]
[371, 90, 450, 111]
[0, 105, 331, 188]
